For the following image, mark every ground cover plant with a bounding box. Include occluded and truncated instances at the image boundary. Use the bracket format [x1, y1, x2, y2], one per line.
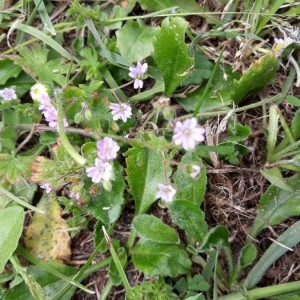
[0, 0, 300, 299]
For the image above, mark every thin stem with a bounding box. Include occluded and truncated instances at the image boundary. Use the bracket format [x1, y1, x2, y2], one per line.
[56, 92, 86, 166]
[177, 93, 283, 121]
[289, 54, 300, 87]
[218, 280, 300, 300]
[0, 185, 44, 213]
[102, 226, 131, 292]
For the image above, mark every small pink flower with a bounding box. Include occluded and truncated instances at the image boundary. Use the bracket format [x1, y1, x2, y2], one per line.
[40, 182, 52, 193]
[86, 158, 113, 184]
[0, 88, 17, 101]
[172, 118, 205, 150]
[129, 62, 148, 89]
[156, 183, 176, 203]
[109, 103, 132, 122]
[97, 137, 120, 161]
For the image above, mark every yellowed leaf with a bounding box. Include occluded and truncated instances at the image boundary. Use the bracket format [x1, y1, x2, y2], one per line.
[25, 194, 71, 263]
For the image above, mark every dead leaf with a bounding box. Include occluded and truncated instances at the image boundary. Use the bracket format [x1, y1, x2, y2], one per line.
[25, 194, 71, 263]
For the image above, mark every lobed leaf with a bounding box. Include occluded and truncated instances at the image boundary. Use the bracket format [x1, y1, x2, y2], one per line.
[116, 21, 157, 63]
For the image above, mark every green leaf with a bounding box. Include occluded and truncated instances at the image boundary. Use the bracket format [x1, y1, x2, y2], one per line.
[87, 162, 125, 224]
[0, 59, 22, 85]
[109, 245, 127, 285]
[133, 214, 179, 244]
[116, 21, 157, 63]
[0, 154, 35, 183]
[286, 96, 300, 107]
[260, 168, 292, 192]
[188, 275, 210, 292]
[0, 206, 24, 273]
[251, 175, 300, 237]
[132, 240, 191, 277]
[168, 200, 208, 243]
[292, 109, 300, 140]
[137, 0, 200, 12]
[173, 153, 206, 206]
[232, 242, 257, 283]
[3, 261, 79, 300]
[182, 52, 213, 85]
[14, 23, 71, 60]
[231, 52, 280, 104]
[245, 220, 300, 289]
[125, 145, 167, 215]
[201, 225, 230, 250]
[13, 44, 69, 85]
[153, 17, 193, 96]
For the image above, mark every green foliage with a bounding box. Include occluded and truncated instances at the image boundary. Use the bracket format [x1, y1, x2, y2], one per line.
[0, 59, 22, 85]
[231, 52, 280, 104]
[87, 163, 125, 224]
[168, 200, 208, 243]
[116, 21, 157, 63]
[125, 142, 168, 215]
[0, 207, 24, 274]
[245, 220, 300, 289]
[251, 175, 300, 237]
[13, 44, 69, 85]
[132, 239, 191, 277]
[133, 214, 179, 244]
[127, 278, 178, 300]
[153, 17, 194, 96]
[173, 153, 206, 205]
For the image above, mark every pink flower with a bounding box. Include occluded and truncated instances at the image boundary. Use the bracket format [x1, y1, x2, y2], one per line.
[86, 158, 113, 184]
[109, 103, 132, 122]
[129, 62, 148, 89]
[0, 88, 17, 101]
[156, 183, 176, 203]
[40, 182, 52, 193]
[97, 137, 120, 161]
[172, 118, 205, 150]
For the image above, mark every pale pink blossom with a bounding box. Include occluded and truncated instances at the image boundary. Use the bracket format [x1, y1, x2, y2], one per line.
[172, 118, 205, 150]
[86, 158, 113, 184]
[40, 182, 52, 193]
[156, 183, 176, 203]
[129, 62, 148, 89]
[97, 137, 120, 161]
[190, 164, 201, 178]
[0, 88, 17, 101]
[109, 103, 132, 122]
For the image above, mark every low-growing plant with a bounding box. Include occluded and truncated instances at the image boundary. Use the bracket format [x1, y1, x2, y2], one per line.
[1, 0, 300, 299]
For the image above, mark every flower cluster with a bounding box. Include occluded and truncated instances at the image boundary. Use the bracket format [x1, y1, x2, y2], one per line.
[172, 118, 205, 151]
[109, 103, 132, 122]
[129, 62, 148, 89]
[30, 83, 68, 128]
[86, 137, 120, 186]
[0, 87, 17, 101]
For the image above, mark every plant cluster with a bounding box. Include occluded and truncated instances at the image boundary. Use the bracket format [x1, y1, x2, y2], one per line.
[0, 1, 300, 300]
